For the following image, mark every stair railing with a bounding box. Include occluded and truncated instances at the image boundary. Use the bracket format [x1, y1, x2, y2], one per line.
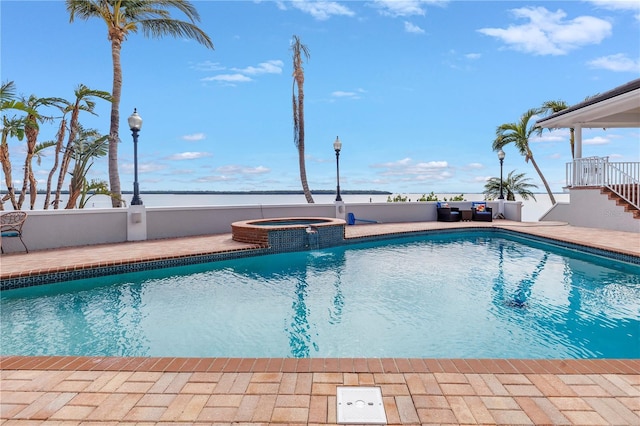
[605, 162, 640, 210]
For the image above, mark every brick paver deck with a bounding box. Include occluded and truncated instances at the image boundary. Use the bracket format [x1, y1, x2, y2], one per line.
[2, 220, 639, 424]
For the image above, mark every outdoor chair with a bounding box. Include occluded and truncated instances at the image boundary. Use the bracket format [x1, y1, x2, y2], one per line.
[471, 201, 492, 222]
[1, 211, 28, 253]
[436, 202, 461, 222]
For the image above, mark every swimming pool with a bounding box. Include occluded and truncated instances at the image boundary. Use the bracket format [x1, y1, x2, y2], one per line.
[2, 231, 639, 358]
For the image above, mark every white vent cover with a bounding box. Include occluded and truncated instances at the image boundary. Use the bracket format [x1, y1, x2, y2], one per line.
[336, 386, 387, 424]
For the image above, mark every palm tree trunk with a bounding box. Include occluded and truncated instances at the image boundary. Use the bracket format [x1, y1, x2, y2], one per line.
[29, 173, 37, 210]
[20, 122, 38, 209]
[65, 181, 82, 209]
[17, 160, 28, 209]
[43, 119, 66, 209]
[108, 37, 123, 207]
[54, 108, 81, 209]
[570, 128, 575, 159]
[529, 156, 556, 204]
[0, 136, 18, 210]
[297, 90, 314, 203]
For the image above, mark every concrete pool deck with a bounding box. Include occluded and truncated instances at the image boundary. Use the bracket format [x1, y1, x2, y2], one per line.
[1, 220, 639, 424]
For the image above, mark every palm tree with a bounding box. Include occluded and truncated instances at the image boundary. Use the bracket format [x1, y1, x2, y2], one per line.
[66, 0, 214, 207]
[0, 116, 24, 210]
[25, 142, 57, 210]
[540, 100, 574, 158]
[483, 170, 538, 201]
[19, 95, 63, 210]
[53, 84, 111, 209]
[65, 126, 109, 209]
[78, 179, 111, 209]
[493, 108, 556, 205]
[0, 81, 33, 210]
[291, 35, 314, 203]
[43, 102, 70, 209]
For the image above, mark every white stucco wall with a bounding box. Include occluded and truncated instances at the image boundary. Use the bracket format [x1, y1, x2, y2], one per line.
[1, 201, 523, 253]
[541, 188, 640, 232]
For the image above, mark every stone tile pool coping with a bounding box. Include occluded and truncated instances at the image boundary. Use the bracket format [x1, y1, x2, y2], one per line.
[2, 220, 639, 290]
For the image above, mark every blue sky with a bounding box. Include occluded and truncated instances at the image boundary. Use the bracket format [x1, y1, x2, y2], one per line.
[2, 0, 639, 195]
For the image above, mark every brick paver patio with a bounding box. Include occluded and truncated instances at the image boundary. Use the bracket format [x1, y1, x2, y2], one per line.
[2, 221, 639, 424]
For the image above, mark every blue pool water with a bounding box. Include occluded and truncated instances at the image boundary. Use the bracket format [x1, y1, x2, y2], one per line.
[2, 231, 639, 358]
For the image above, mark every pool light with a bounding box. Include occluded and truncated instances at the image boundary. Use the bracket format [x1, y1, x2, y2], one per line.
[128, 109, 143, 206]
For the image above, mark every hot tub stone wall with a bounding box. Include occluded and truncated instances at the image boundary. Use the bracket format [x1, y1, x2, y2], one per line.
[231, 218, 346, 252]
[267, 224, 344, 253]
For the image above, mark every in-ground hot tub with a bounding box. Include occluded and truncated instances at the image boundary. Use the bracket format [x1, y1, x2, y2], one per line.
[231, 217, 345, 251]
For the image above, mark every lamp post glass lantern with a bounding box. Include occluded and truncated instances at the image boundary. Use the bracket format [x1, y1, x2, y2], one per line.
[128, 109, 143, 206]
[333, 136, 342, 202]
[497, 149, 505, 200]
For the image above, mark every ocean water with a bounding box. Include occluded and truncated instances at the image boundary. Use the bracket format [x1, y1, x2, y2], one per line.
[75, 192, 568, 222]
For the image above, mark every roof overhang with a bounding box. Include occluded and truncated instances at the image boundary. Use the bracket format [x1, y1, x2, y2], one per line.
[535, 79, 640, 129]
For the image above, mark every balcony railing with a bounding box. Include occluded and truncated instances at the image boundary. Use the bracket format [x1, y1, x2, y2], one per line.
[567, 157, 639, 209]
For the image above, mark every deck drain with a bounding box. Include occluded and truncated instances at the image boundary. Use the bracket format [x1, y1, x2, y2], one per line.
[336, 386, 387, 424]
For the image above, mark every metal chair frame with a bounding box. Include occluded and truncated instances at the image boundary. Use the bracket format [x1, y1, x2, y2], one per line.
[1, 211, 28, 253]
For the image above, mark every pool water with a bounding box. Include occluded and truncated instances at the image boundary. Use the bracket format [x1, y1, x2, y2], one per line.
[2, 231, 639, 358]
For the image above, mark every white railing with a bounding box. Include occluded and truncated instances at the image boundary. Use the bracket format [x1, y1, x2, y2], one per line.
[606, 162, 640, 209]
[567, 157, 640, 209]
[566, 156, 609, 187]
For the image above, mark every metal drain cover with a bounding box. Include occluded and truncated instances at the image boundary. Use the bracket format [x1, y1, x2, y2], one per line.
[336, 386, 387, 424]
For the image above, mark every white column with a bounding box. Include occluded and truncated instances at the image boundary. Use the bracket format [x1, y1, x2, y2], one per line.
[127, 204, 147, 241]
[573, 125, 583, 186]
[334, 200, 346, 221]
[574, 124, 582, 159]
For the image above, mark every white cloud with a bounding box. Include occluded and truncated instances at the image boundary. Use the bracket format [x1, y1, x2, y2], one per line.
[233, 60, 284, 75]
[373, 157, 413, 168]
[216, 165, 270, 175]
[195, 175, 236, 183]
[588, 54, 640, 72]
[202, 59, 283, 85]
[532, 129, 569, 143]
[372, 157, 450, 180]
[332, 90, 360, 99]
[467, 163, 484, 169]
[373, 0, 447, 17]
[584, 136, 610, 145]
[478, 6, 612, 56]
[465, 53, 481, 60]
[404, 21, 425, 34]
[331, 88, 366, 100]
[586, 0, 640, 13]
[167, 152, 212, 160]
[201, 74, 253, 83]
[181, 133, 206, 141]
[288, 0, 355, 20]
[122, 162, 165, 173]
[191, 61, 225, 72]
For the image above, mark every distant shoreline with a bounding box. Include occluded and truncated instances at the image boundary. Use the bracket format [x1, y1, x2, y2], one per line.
[128, 190, 394, 195]
[31, 189, 394, 195]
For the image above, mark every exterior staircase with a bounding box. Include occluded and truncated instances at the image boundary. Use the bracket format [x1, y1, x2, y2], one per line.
[601, 186, 640, 219]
